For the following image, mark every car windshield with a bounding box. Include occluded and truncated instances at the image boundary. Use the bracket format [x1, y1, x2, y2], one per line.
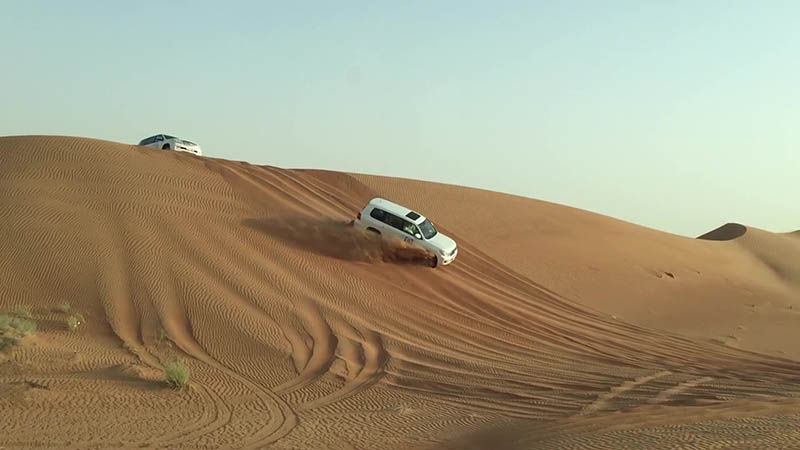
[164, 135, 176, 140]
[418, 219, 437, 239]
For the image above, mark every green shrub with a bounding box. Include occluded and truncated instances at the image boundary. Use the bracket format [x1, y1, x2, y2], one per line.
[0, 312, 35, 352]
[163, 360, 190, 389]
[13, 306, 32, 319]
[0, 314, 37, 336]
[57, 302, 71, 313]
[0, 335, 18, 351]
[66, 315, 81, 331]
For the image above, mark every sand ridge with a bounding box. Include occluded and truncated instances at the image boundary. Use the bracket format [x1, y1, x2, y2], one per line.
[2, 136, 800, 449]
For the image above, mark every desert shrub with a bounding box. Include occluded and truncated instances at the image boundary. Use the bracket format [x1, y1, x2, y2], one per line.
[66, 314, 81, 331]
[0, 335, 18, 351]
[0, 314, 37, 336]
[13, 305, 32, 319]
[0, 315, 10, 332]
[0, 313, 36, 352]
[163, 360, 190, 389]
[57, 302, 71, 313]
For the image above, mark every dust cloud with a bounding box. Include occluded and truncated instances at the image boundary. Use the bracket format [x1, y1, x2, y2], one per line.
[242, 217, 436, 266]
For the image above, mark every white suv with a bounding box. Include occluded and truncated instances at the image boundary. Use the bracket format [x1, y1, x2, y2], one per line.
[138, 134, 202, 156]
[353, 197, 458, 267]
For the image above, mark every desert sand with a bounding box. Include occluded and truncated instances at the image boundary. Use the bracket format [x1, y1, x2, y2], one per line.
[1, 135, 800, 449]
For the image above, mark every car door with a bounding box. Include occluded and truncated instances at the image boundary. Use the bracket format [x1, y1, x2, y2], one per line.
[383, 213, 408, 240]
[368, 207, 388, 232]
[401, 227, 414, 243]
[154, 134, 166, 149]
[399, 220, 422, 243]
[377, 210, 397, 235]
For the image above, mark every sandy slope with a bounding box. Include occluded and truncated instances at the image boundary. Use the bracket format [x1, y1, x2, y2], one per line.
[353, 174, 800, 358]
[1, 136, 800, 449]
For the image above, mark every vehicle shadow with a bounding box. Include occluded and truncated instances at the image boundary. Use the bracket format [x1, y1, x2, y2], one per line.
[241, 217, 435, 266]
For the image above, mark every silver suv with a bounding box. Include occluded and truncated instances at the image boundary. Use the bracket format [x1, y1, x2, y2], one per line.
[353, 197, 458, 267]
[138, 134, 202, 156]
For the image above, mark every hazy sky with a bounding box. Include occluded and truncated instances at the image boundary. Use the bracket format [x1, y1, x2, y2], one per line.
[2, 1, 798, 237]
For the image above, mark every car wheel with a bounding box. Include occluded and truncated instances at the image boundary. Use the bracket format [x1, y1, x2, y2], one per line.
[162, 144, 170, 150]
[429, 256, 438, 268]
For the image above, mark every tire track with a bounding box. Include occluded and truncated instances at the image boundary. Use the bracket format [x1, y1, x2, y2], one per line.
[273, 300, 338, 394]
[298, 326, 387, 411]
[578, 371, 672, 416]
[648, 376, 714, 405]
[158, 294, 298, 449]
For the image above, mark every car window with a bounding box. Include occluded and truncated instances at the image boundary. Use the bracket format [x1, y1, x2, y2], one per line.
[369, 208, 386, 221]
[402, 221, 421, 237]
[419, 219, 437, 239]
[384, 213, 405, 230]
[155, 135, 163, 141]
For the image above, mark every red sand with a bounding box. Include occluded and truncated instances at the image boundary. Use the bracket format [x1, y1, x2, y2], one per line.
[1, 136, 799, 449]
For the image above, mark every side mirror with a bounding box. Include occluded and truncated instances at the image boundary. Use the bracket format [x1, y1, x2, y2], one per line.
[414, 233, 422, 240]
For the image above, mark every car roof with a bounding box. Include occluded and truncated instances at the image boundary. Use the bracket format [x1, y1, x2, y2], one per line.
[367, 197, 427, 223]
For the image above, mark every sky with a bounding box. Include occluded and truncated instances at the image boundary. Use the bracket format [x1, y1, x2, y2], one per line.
[1, 1, 798, 237]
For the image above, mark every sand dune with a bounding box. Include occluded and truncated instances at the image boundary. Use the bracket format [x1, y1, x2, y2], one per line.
[2, 136, 800, 449]
[353, 173, 800, 358]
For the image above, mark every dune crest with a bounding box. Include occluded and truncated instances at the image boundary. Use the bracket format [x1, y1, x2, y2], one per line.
[696, 223, 748, 241]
